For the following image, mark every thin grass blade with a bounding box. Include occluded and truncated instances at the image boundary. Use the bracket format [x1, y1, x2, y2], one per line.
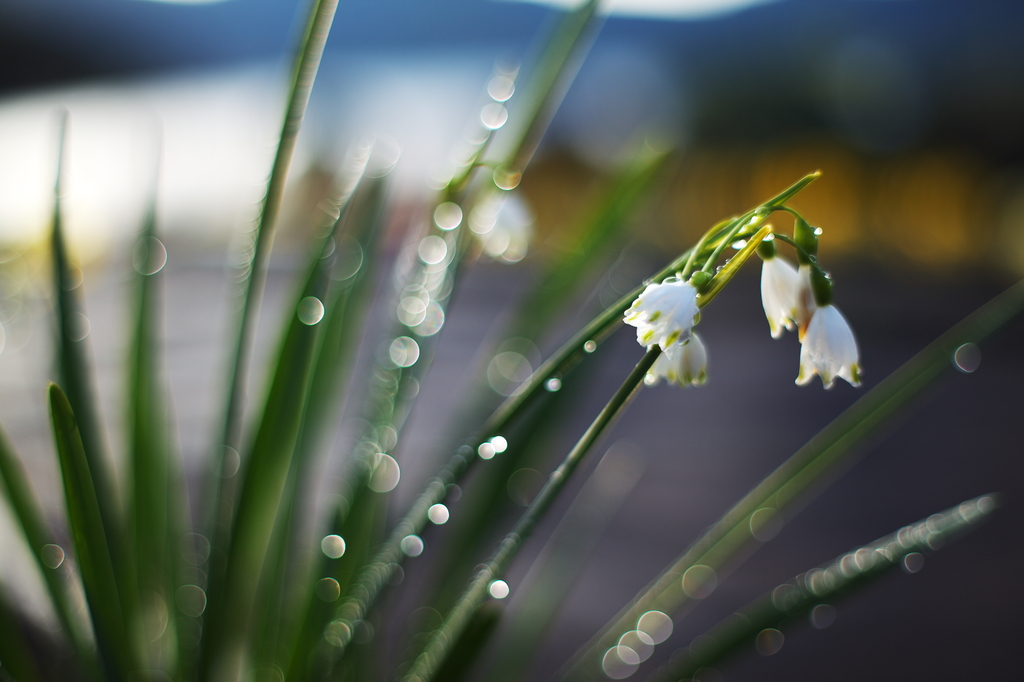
[558, 277, 1024, 682]
[251, 167, 389, 676]
[485, 445, 645, 682]
[501, 0, 602, 174]
[646, 494, 998, 682]
[0, 423, 93, 663]
[399, 349, 660, 682]
[49, 113, 124, 591]
[208, 0, 340, 600]
[200, 148, 376, 682]
[125, 156, 189, 679]
[321, 175, 819, 648]
[49, 384, 140, 681]
[512, 145, 672, 342]
[0, 588, 44, 682]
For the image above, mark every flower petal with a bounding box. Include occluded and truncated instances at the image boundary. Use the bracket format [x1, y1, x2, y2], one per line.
[795, 304, 861, 389]
[760, 256, 799, 339]
[624, 279, 700, 350]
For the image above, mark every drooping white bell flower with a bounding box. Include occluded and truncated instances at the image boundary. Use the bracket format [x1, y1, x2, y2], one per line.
[794, 264, 817, 341]
[760, 255, 800, 339]
[624, 279, 699, 350]
[646, 333, 708, 387]
[796, 304, 862, 389]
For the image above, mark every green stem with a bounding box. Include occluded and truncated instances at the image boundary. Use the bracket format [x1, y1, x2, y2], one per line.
[680, 218, 730, 280]
[771, 232, 814, 264]
[699, 220, 747, 275]
[558, 276, 1024, 682]
[320, 174, 819, 649]
[396, 348, 660, 682]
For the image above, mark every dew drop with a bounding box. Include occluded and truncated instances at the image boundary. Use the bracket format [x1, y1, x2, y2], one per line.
[433, 202, 463, 231]
[298, 296, 325, 325]
[133, 236, 168, 275]
[41, 544, 65, 569]
[368, 454, 401, 493]
[321, 534, 346, 559]
[487, 75, 515, 102]
[427, 503, 449, 525]
[488, 579, 509, 599]
[316, 577, 341, 602]
[480, 103, 509, 130]
[401, 535, 424, 557]
[493, 166, 522, 190]
[618, 631, 653, 663]
[749, 507, 784, 542]
[601, 645, 639, 679]
[545, 377, 562, 392]
[67, 312, 90, 342]
[584, 340, 597, 353]
[681, 564, 718, 599]
[389, 336, 420, 368]
[418, 235, 448, 265]
[902, 552, 924, 574]
[636, 610, 673, 644]
[477, 442, 496, 460]
[953, 343, 980, 373]
[809, 603, 837, 629]
[755, 628, 784, 656]
[175, 585, 207, 618]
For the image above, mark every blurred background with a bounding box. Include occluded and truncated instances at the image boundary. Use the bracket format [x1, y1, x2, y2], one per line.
[0, 1, 1022, 681]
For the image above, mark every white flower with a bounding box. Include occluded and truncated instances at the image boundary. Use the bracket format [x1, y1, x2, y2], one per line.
[646, 333, 707, 387]
[760, 256, 800, 339]
[624, 279, 699, 350]
[796, 304, 862, 389]
[794, 264, 817, 341]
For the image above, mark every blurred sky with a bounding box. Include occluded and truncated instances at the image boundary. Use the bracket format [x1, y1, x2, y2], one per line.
[1, 0, 1023, 266]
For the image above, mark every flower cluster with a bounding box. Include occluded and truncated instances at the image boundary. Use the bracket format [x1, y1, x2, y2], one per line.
[623, 277, 707, 387]
[759, 229, 861, 389]
[624, 215, 861, 391]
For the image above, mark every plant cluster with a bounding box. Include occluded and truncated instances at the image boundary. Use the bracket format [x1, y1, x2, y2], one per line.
[0, 2, 1021, 682]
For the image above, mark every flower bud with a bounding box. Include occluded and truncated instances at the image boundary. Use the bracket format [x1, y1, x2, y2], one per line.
[809, 264, 832, 307]
[688, 270, 712, 292]
[793, 215, 817, 264]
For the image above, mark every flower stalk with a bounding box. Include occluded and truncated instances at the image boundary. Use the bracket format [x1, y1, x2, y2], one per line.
[398, 348, 661, 682]
[318, 178, 818, 660]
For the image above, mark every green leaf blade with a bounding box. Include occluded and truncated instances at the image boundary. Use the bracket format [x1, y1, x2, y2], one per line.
[49, 383, 140, 682]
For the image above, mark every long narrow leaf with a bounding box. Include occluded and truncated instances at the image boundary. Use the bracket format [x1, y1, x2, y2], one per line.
[486, 445, 645, 682]
[200, 148, 375, 681]
[49, 384, 140, 681]
[252, 166, 389, 676]
[399, 349, 660, 682]
[49, 113, 124, 596]
[322, 174, 819, 649]
[0, 588, 44, 682]
[558, 277, 1024, 682]
[0, 423, 92, 663]
[126, 176, 192, 680]
[208, 0, 340, 606]
[647, 495, 997, 682]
